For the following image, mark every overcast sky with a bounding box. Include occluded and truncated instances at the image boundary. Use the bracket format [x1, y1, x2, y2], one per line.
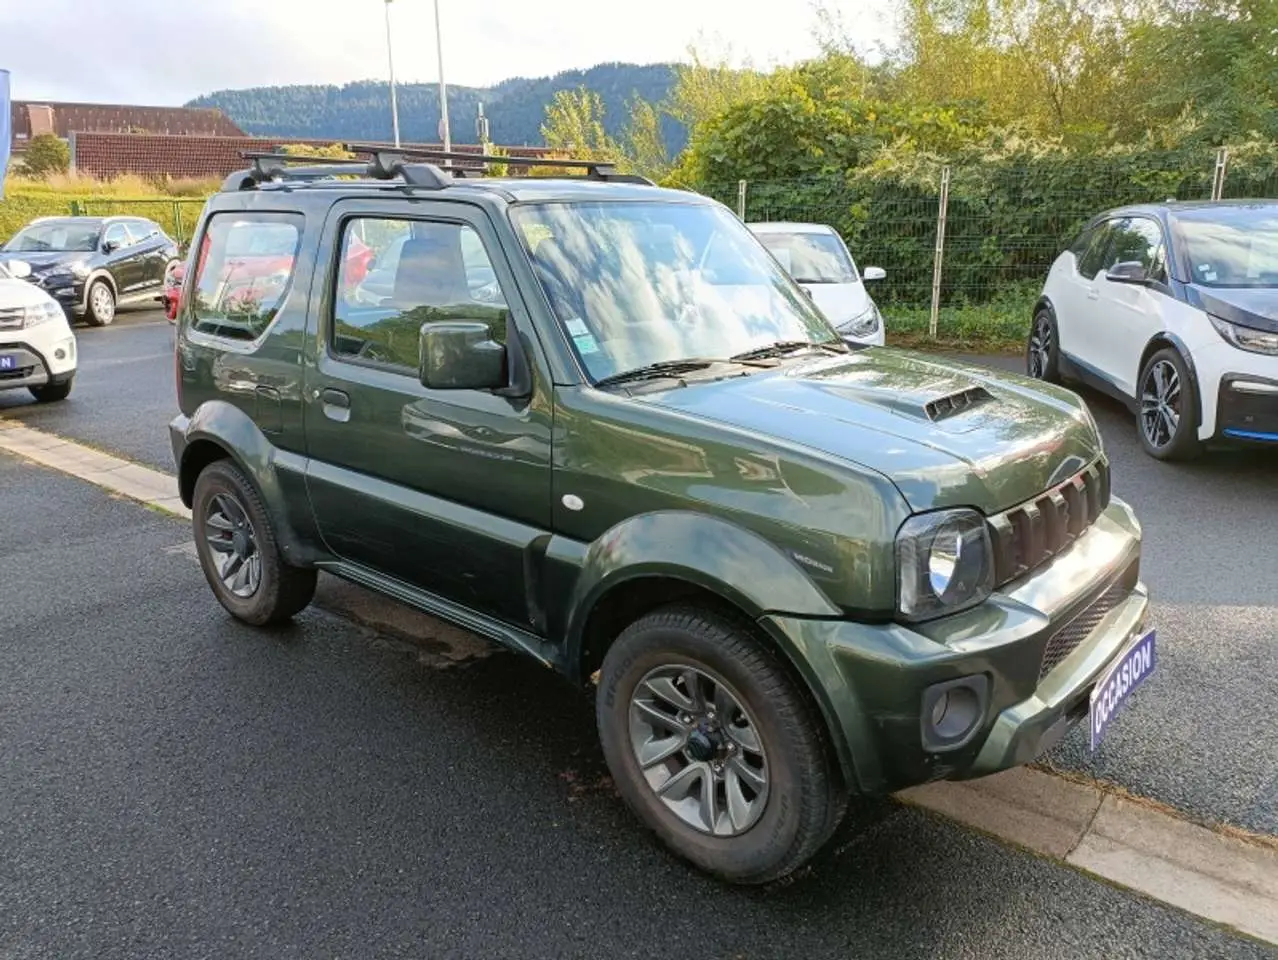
[1, 0, 896, 104]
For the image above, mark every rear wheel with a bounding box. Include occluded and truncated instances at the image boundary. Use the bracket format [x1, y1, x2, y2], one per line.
[85, 280, 116, 326]
[191, 459, 317, 625]
[29, 377, 73, 403]
[597, 604, 846, 885]
[1137, 347, 1203, 461]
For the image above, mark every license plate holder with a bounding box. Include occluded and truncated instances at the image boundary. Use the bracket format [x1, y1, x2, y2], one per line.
[1089, 629, 1156, 750]
[0, 354, 16, 371]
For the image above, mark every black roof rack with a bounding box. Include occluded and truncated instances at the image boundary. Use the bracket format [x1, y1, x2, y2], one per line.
[341, 143, 656, 185]
[221, 149, 451, 192]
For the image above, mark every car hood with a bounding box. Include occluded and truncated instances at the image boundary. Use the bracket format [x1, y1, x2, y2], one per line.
[1188, 286, 1278, 334]
[640, 347, 1102, 513]
[801, 281, 871, 326]
[0, 277, 56, 308]
[0, 251, 92, 274]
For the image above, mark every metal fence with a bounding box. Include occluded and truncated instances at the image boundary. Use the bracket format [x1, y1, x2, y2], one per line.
[702, 146, 1278, 338]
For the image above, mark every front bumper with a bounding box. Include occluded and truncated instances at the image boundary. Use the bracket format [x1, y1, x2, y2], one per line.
[0, 338, 76, 390]
[761, 497, 1148, 794]
[29, 275, 87, 314]
[1215, 373, 1278, 444]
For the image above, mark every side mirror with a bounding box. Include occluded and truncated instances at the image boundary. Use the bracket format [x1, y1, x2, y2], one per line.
[862, 266, 886, 281]
[1106, 261, 1149, 284]
[419, 321, 507, 391]
[6, 259, 32, 279]
[103, 239, 120, 254]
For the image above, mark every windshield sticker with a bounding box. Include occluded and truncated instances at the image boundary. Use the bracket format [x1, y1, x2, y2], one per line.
[565, 317, 590, 338]
[573, 333, 600, 355]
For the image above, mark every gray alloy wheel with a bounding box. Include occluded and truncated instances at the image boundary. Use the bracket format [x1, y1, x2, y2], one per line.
[204, 492, 263, 598]
[628, 663, 769, 837]
[1140, 358, 1182, 451]
[86, 280, 116, 326]
[1026, 309, 1060, 383]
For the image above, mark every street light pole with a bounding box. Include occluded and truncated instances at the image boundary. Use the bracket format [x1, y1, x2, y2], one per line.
[384, 0, 400, 147]
[434, 0, 451, 157]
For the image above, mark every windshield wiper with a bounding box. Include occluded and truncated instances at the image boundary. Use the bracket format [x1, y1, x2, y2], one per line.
[729, 339, 847, 362]
[593, 359, 724, 388]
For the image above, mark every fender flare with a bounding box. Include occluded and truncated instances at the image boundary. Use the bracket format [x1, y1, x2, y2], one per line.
[176, 399, 318, 565]
[1140, 331, 1203, 431]
[561, 511, 859, 783]
[81, 269, 117, 310]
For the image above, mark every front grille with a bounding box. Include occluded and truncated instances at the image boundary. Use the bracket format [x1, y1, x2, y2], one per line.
[1039, 577, 1130, 681]
[988, 459, 1110, 587]
[0, 366, 34, 381]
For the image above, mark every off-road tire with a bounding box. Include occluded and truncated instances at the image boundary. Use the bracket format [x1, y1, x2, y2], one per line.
[191, 459, 317, 625]
[597, 603, 847, 885]
[29, 377, 73, 403]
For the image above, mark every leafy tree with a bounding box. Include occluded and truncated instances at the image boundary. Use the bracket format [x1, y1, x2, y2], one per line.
[664, 46, 770, 132]
[22, 134, 71, 179]
[622, 96, 670, 180]
[540, 87, 620, 160]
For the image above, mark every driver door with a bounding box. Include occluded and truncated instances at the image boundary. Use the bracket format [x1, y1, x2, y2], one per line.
[1091, 217, 1168, 396]
[102, 222, 146, 296]
[302, 200, 553, 628]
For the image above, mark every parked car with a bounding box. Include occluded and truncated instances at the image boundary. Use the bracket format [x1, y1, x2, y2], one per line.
[0, 259, 77, 401]
[0, 215, 180, 326]
[748, 221, 887, 346]
[1028, 200, 1278, 460]
[170, 151, 1154, 885]
[162, 259, 184, 323]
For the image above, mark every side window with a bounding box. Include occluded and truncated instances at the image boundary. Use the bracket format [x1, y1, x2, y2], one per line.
[1104, 218, 1166, 282]
[1076, 221, 1116, 280]
[127, 220, 156, 244]
[189, 213, 303, 341]
[331, 217, 510, 374]
[103, 223, 130, 250]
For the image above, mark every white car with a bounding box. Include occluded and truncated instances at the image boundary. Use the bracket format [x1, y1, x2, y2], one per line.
[748, 221, 887, 346]
[1028, 201, 1278, 460]
[0, 260, 78, 402]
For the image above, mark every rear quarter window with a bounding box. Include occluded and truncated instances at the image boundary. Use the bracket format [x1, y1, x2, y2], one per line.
[188, 213, 304, 340]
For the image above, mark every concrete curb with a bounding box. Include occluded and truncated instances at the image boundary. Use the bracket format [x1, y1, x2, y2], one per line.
[898, 769, 1278, 945]
[4, 418, 1277, 944]
[0, 421, 190, 520]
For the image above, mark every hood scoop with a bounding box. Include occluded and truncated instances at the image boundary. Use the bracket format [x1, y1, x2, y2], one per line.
[925, 386, 994, 421]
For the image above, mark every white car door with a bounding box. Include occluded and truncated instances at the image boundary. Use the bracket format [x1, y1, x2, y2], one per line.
[1090, 217, 1170, 396]
[1053, 218, 1119, 372]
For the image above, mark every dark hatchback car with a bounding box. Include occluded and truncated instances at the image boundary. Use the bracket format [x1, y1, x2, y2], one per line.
[0, 216, 180, 326]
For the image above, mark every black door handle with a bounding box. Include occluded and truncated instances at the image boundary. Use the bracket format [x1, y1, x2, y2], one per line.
[321, 388, 350, 408]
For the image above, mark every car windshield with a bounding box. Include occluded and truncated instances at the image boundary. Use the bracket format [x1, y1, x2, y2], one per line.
[4, 221, 101, 253]
[753, 230, 858, 284]
[1175, 206, 1278, 288]
[510, 201, 839, 382]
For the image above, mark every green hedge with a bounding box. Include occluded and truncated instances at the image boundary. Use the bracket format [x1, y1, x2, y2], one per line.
[701, 140, 1278, 309]
[1, 191, 207, 246]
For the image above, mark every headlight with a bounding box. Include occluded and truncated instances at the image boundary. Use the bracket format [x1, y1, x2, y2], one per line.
[22, 301, 64, 328]
[896, 509, 994, 622]
[840, 302, 882, 338]
[1209, 314, 1278, 356]
[45, 261, 90, 281]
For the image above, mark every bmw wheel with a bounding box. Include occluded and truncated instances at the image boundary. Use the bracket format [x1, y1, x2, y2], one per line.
[1026, 309, 1061, 383]
[1137, 347, 1203, 461]
[596, 604, 846, 885]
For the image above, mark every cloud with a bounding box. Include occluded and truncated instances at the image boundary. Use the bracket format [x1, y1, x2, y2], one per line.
[2, 0, 894, 104]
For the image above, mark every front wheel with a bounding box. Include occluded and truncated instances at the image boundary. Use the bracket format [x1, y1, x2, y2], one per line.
[30, 377, 73, 403]
[1137, 347, 1203, 461]
[85, 279, 116, 326]
[1026, 309, 1061, 383]
[597, 604, 846, 885]
[191, 459, 317, 625]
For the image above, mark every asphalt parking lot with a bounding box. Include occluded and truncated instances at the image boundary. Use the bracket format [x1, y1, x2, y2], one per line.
[1, 308, 1276, 956]
[2, 445, 1272, 959]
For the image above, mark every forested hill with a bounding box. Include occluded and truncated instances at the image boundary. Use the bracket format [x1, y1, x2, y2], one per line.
[186, 62, 685, 151]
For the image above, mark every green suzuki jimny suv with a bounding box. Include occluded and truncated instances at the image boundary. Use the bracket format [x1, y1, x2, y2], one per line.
[170, 148, 1154, 884]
